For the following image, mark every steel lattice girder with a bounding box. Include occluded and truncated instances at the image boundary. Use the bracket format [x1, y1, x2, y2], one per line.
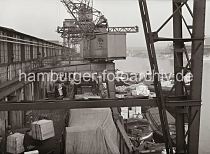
[0, 98, 202, 111]
[138, 0, 207, 153]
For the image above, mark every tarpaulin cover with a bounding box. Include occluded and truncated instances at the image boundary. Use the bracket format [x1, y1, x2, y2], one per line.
[65, 108, 120, 154]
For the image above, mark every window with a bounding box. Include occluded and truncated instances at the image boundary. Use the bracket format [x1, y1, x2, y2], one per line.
[33, 46, 37, 59]
[25, 44, 31, 61]
[0, 31, 8, 64]
[13, 35, 21, 62]
[49, 48, 52, 57]
[38, 44, 42, 57]
[32, 40, 38, 59]
[43, 46, 46, 57]
[46, 47, 49, 57]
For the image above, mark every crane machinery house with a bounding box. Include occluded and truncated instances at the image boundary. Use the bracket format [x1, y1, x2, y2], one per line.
[80, 32, 127, 60]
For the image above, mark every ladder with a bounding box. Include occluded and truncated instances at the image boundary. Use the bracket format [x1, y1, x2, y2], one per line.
[138, 0, 174, 153]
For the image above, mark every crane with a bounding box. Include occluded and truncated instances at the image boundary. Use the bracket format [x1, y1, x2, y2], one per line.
[57, 0, 138, 51]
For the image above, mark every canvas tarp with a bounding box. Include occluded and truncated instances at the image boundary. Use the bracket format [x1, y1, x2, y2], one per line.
[65, 108, 120, 154]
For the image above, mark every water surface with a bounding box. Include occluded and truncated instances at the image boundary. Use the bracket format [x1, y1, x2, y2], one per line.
[115, 57, 210, 154]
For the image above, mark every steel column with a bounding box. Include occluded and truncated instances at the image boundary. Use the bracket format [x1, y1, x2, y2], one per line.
[188, 0, 206, 153]
[172, 1, 185, 153]
[138, 0, 174, 153]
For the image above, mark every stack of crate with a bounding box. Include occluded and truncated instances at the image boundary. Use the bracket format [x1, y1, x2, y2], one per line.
[31, 119, 55, 140]
[7, 133, 25, 154]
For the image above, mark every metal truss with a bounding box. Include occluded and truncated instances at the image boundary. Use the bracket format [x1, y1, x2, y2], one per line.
[0, 97, 202, 111]
[58, 0, 139, 48]
[0, 98, 156, 111]
[138, 0, 206, 153]
[57, 26, 139, 36]
[108, 26, 139, 33]
[138, 0, 174, 153]
[61, 0, 108, 34]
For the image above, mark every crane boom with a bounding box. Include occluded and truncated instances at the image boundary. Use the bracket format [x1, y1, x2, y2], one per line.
[58, 0, 138, 48]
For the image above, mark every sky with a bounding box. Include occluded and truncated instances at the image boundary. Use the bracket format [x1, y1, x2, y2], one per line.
[0, 0, 209, 47]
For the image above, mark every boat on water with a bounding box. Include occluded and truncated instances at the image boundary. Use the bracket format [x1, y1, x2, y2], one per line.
[125, 118, 153, 147]
[145, 107, 176, 145]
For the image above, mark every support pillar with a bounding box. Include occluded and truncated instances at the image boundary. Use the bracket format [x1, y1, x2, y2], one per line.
[188, 0, 206, 153]
[172, 0, 185, 153]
